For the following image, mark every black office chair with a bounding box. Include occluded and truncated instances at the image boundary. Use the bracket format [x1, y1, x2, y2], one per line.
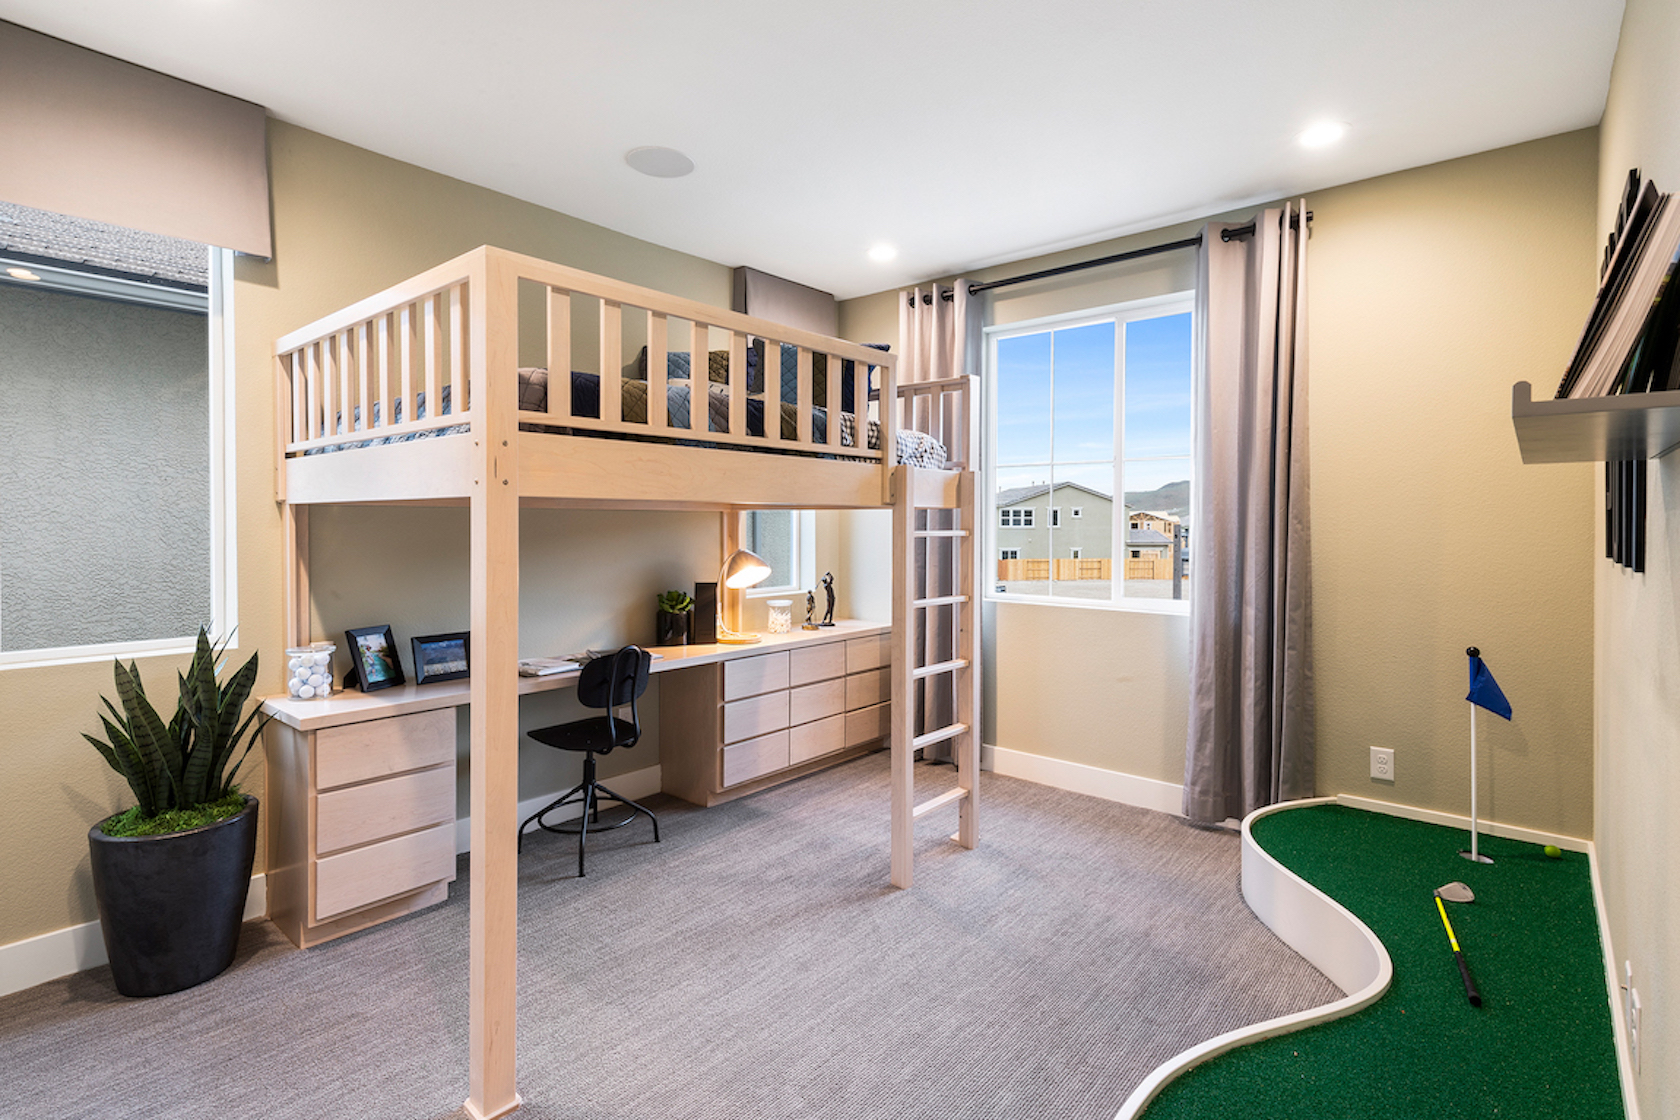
[517, 645, 660, 876]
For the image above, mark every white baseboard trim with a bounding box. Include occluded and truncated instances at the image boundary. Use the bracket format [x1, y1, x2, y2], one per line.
[3, 767, 669, 1000]
[0, 873, 268, 1000]
[1332, 793, 1589, 853]
[985, 745, 1184, 817]
[1590, 843, 1644, 1120]
[457, 764, 663, 855]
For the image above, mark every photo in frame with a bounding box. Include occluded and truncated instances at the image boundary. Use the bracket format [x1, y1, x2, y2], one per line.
[345, 625, 405, 692]
[412, 631, 470, 685]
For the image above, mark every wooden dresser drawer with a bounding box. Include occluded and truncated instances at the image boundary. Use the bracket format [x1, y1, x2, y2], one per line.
[316, 709, 454, 791]
[788, 641, 846, 687]
[721, 730, 790, 788]
[846, 667, 891, 711]
[313, 822, 455, 922]
[789, 715, 845, 766]
[789, 677, 846, 726]
[723, 651, 788, 701]
[845, 632, 893, 673]
[315, 764, 455, 856]
[723, 691, 789, 744]
[846, 702, 892, 747]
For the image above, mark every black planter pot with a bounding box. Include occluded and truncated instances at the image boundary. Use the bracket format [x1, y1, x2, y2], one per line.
[655, 609, 691, 645]
[88, 795, 258, 998]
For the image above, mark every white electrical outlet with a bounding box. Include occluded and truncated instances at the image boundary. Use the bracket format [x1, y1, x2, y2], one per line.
[1630, 988, 1641, 1074]
[1370, 746, 1394, 781]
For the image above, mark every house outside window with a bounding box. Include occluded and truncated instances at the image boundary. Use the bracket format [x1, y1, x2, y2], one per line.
[0, 200, 236, 666]
[999, 507, 1034, 528]
[987, 291, 1192, 608]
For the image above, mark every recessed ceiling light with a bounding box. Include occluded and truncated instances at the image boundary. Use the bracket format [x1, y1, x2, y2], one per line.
[5, 266, 40, 281]
[1298, 121, 1348, 149]
[867, 244, 897, 263]
[624, 146, 694, 178]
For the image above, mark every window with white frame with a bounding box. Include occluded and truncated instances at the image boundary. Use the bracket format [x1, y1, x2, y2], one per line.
[1000, 548, 1019, 561]
[999, 507, 1034, 528]
[744, 509, 816, 596]
[0, 200, 237, 665]
[988, 291, 1192, 608]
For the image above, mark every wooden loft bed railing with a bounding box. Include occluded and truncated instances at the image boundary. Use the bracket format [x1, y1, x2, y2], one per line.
[272, 246, 923, 508]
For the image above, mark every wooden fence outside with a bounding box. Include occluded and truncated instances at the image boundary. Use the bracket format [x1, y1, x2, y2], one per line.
[997, 558, 1112, 582]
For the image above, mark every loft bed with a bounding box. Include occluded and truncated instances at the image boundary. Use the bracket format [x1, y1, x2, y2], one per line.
[271, 246, 980, 1120]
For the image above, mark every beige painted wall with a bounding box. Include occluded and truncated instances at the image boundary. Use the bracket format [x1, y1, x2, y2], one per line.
[0, 120, 738, 948]
[1594, 1, 1679, 1113]
[841, 129, 1599, 814]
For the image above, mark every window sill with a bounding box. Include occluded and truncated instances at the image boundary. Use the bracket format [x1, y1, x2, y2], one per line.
[986, 593, 1189, 617]
[0, 634, 215, 672]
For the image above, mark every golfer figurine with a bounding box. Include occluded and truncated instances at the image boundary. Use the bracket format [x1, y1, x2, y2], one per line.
[802, 589, 820, 631]
[820, 572, 836, 627]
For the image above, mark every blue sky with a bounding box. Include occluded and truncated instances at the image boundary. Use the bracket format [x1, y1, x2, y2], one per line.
[995, 311, 1191, 496]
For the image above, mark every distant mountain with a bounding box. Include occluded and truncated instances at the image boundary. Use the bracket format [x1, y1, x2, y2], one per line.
[1124, 479, 1190, 518]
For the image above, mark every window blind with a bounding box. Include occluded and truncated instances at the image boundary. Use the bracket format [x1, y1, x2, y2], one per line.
[0, 21, 271, 257]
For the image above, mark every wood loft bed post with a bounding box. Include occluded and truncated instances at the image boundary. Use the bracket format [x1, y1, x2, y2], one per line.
[466, 248, 523, 1120]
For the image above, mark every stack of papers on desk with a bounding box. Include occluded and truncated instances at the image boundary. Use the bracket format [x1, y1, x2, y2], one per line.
[518, 650, 663, 677]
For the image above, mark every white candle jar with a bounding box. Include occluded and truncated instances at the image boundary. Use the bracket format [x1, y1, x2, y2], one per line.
[286, 642, 337, 700]
[767, 600, 793, 634]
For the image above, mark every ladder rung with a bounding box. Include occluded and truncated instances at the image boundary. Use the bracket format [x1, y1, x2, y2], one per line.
[912, 594, 969, 609]
[913, 529, 970, 538]
[912, 787, 970, 819]
[912, 722, 968, 751]
[912, 658, 969, 680]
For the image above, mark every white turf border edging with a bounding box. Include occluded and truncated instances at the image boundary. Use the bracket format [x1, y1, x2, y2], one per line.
[1112, 797, 1393, 1119]
[1, 766, 662, 1000]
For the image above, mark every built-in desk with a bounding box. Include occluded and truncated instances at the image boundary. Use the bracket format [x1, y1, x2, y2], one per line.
[260, 621, 889, 947]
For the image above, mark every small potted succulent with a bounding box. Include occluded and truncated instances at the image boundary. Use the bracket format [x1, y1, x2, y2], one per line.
[655, 589, 694, 645]
[83, 628, 269, 997]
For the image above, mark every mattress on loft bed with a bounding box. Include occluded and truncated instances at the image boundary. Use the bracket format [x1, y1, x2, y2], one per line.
[302, 367, 948, 469]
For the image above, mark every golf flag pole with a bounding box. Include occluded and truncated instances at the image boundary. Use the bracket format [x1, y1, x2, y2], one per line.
[1463, 647, 1511, 865]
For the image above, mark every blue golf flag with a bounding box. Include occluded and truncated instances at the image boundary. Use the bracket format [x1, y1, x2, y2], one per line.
[1467, 655, 1512, 720]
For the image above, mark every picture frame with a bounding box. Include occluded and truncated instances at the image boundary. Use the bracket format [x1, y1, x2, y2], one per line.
[412, 631, 470, 685]
[344, 625, 405, 692]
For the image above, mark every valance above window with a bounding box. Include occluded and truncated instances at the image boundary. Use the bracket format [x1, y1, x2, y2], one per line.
[0, 21, 271, 257]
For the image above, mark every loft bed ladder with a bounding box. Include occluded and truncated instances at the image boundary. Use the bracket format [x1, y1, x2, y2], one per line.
[888, 365, 982, 885]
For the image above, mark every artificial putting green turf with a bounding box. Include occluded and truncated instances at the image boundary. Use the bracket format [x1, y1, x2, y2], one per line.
[1141, 805, 1623, 1119]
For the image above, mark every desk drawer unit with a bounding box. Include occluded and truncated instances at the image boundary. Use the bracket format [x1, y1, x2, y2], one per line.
[846, 633, 893, 674]
[845, 667, 890, 711]
[315, 764, 455, 856]
[314, 822, 455, 922]
[789, 642, 846, 687]
[724, 651, 789, 701]
[657, 627, 893, 808]
[724, 691, 789, 744]
[722, 730, 790, 787]
[789, 677, 846, 726]
[263, 703, 459, 950]
[315, 709, 454, 790]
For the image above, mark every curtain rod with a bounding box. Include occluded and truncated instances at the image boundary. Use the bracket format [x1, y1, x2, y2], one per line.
[909, 211, 1313, 304]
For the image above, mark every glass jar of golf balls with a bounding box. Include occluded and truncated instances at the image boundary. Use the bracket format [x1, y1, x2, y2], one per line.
[285, 642, 337, 700]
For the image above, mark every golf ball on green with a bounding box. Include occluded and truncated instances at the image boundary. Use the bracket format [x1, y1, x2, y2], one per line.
[1544, 844, 1562, 858]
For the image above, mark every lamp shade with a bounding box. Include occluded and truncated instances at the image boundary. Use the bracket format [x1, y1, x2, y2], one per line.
[721, 548, 772, 590]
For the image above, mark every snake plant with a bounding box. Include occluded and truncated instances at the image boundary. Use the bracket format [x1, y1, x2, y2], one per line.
[84, 628, 269, 820]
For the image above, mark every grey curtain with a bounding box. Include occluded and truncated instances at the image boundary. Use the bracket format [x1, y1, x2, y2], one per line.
[898, 281, 979, 760]
[1183, 201, 1314, 824]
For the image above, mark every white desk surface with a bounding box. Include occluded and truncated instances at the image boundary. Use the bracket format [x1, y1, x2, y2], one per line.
[262, 619, 889, 732]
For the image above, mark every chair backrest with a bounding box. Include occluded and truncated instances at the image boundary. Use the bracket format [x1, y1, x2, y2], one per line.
[576, 646, 652, 748]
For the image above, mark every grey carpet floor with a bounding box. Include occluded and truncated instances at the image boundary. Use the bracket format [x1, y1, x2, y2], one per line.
[0, 754, 1339, 1120]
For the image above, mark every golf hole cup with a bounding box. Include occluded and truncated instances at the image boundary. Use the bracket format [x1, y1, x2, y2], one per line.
[286, 642, 337, 700]
[767, 600, 793, 634]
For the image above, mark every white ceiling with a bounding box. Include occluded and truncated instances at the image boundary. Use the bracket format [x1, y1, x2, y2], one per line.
[0, 1, 1625, 299]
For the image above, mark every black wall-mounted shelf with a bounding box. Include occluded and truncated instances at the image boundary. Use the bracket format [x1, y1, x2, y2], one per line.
[1511, 381, 1680, 463]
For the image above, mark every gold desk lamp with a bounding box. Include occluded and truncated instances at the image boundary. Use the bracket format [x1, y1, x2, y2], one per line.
[716, 548, 772, 644]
